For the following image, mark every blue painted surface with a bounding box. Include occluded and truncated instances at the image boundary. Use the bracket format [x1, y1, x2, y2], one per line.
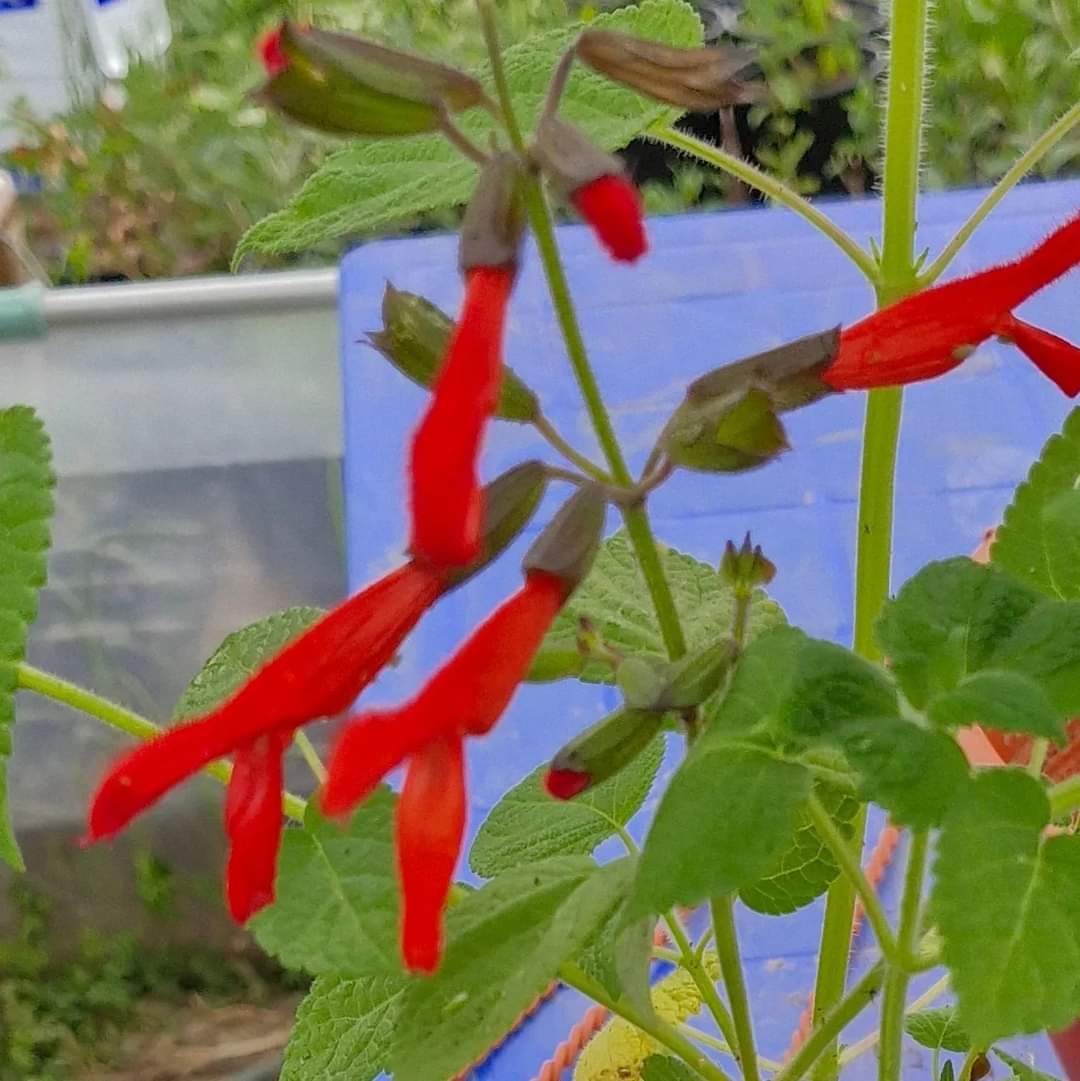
[340, 179, 1080, 1078]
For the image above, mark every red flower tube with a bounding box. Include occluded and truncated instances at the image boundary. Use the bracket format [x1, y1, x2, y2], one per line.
[322, 569, 568, 817]
[409, 266, 514, 568]
[397, 735, 467, 973]
[825, 212, 1080, 393]
[572, 174, 648, 264]
[84, 560, 445, 844]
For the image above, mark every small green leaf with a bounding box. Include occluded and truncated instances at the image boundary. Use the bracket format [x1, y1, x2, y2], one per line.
[699, 626, 897, 744]
[994, 1048, 1063, 1081]
[932, 770, 1080, 1045]
[237, 0, 703, 260]
[632, 746, 810, 915]
[469, 734, 664, 877]
[876, 558, 1042, 708]
[642, 1055, 699, 1080]
[281, 973, 404, 1081]
[835, 716, 970, 830]
[739, 781, 859, 915]
[392, 857, 627, 1081]
[0, 406, 56, 871]
[928, 670, 1067, 741]
[778, 637, 898, 739]
[993, 407, 1080, 599]
[904, 1006, 971, 1053]
[531, 532, 784, 683]
[250, 793, 401, 977]
[174, 606, 323, 718]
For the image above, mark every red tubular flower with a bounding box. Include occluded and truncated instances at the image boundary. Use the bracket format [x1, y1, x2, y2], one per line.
[224, 732, 288, 923]
[397, 735, 466, 973]
[321, 569, 570, 971]
[572, 174, 648, 264]
[84, 561, 444, 845]
[409, 266, 515, 568]
[825, 212, 1080, 393]
[83, 561, 447, 926]
[323, 569, 567, 814]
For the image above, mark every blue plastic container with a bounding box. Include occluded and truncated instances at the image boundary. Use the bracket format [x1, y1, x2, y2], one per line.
[341, 179, 1080, 1078]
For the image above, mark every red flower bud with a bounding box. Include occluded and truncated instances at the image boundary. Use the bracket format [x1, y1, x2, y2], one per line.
[258, 25, 290, 77]
[409, 266, 515, 568]
[224, 733, 287, 923]
[544, 767, 591, 800]
[397, 735, 466, 974]
[825, 212, 1080, 393]
[572, 174, 648, 264]
[84, 561, 444, 844]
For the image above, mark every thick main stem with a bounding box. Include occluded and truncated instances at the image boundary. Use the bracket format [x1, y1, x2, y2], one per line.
[711, 896, 760, 1081]
[15, 662, 307, 822]
[878, 832, 930, 1081]
[813, 4, 932, 1074]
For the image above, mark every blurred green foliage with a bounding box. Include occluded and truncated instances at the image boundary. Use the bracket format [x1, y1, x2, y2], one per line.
[0, 882, 306, 1081]
[2, 0, 1078, 280]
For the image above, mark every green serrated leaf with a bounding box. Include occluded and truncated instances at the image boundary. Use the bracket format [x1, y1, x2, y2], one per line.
[700, 625, 897, 744]
[994, 1048, 1063, 1081]
[778, 636, 898, 739]
[174, 606, 324, 718]
[632, 745, 810, 916]
[1041, 490, 1080, 602]
[988, 600, 1080, 717]
[932, 770, 1080, 1045]
[250, 793, 401, 977]
[469, 734, 664, 877]
[281, 973, 404, 1081]
[392, 856, 626, 1081]
[0, 406, 56, 871]
[739, 780, 859, 915]
[876, 558, 1042, 709]
[928, 669, 1067, 742]
[834, 716, 970, 830]
[642, 1055, 698, 1080]
[904, 1006, 971, 1053]
[236, 0, 703, 260]
[531, 531, 784, 683]
[993, 407, 1080, 599]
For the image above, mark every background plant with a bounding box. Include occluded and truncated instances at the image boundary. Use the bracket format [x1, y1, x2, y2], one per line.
[4, 0, 1078, 279]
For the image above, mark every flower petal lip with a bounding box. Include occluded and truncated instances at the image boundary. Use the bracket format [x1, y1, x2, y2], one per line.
[224, 733, 287, 923]
[397, 735, 466, 974]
